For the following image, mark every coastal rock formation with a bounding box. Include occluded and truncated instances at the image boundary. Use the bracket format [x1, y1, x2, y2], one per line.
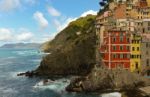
[36, 15, 96, 76]
[66, 67, 150, 94]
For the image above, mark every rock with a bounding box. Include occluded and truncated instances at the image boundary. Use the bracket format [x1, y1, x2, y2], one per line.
[17, 73, 26, 76]
[66, 68, 150, 93]
[17, 71, 38, 78]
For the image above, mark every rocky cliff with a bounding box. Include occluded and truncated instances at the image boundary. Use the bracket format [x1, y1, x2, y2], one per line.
[66, 67, 150, 96]
[36, 15, 96, 76]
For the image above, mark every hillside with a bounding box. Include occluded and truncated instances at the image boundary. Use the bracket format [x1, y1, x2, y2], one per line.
[36, 15, 96, 76]
[0, 43, 41, 49]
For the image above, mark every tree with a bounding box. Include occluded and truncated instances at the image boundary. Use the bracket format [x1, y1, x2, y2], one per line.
[99, 1, 106, 7]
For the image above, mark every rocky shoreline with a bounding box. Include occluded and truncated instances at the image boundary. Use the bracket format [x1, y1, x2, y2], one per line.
[17, 68, 150, 97]
[17, 67, 150, 97]
[65, 67, 150, 97]
[17, 71, 38, 78]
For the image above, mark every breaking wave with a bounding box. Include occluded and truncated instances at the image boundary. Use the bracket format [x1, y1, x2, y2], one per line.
[33, 78, 70, 93]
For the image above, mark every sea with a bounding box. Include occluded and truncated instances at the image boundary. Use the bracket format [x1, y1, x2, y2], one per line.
[0, 48, 121, 97]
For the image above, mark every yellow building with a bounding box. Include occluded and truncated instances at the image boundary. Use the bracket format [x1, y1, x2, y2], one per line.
[130, 34, 141, 73]
[146, 0, 150, 6]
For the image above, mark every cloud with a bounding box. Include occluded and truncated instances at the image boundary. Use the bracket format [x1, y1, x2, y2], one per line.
[80, 10, 97, 17]
[0, 0, 38, 12]
[24, 0, 38, 5]
[0, 28, 13, 41]
[33, 11, 49, 29]
[0, 0, 21, 12]
[16, 32, 33, 41]
[0, 28, 35, 43]
[47, 6, 61, 17]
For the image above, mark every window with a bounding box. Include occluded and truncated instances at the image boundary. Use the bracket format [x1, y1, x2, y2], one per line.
[137, 55, 139, 58]
[148, 27, 150, 31]
[113, 46, 116, 51]
[120, 46, 123, 51]
[135, 62, 139, 69]
[113, 54, 116, 59]
[146, 59, 149, 66]
[132, 40, 135, 43]
[113, 37, 116, 42]
[120, 36, 123, 42]
[127, 38, 130, 43]
[146, 43, 149, 48]
[127, 46, 130, 51]
[127, 54, 130, 59]
[135, 55, 137, 58]
[148, 22, 150, 26]
[120, 54, 123, 59]
[131, 55, 134, 58]
[143, 28, 145, 33]
[120, 32, 123, 36]
[146, 51, 149, 55]
[123, 54, 126, 58]
[132, 47, 135, 51]
[137, 47, 139, 51]
[117, 54, 120, 59]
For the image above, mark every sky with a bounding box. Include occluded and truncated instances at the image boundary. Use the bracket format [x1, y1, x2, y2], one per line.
[0, 0, 100, 46]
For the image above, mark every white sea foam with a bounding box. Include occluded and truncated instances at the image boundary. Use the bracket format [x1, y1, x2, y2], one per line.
[9, 71, 25, 79]
[33, 78, 70, 93]
[101, 92, 121, 97]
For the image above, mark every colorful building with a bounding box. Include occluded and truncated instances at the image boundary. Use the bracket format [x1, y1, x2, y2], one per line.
[96, 0, 150, 74]
[130, 34, 142, 73]
[100, 31, 131, 70]
[141, 34, 150, 75]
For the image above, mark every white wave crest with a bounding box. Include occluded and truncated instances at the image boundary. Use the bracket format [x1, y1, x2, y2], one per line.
[101, 92, 121, 97]
[33, 78, 70, 93]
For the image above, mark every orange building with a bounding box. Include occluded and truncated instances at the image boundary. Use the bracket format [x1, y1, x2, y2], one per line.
[100, 31, 131, 69]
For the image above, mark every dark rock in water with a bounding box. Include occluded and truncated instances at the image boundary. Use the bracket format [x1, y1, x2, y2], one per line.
[17, 71, 38, 78]
[66, 67, 150, 94]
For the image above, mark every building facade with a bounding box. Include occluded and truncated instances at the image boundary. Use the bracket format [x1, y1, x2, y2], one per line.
[130, 34, 141, 73]
[96, 0, 150, 73]
[141, 34, 150, 75]
[100, 31, 130, 70]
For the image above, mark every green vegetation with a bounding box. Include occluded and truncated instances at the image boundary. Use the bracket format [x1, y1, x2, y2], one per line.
[37, 15, 96, 76]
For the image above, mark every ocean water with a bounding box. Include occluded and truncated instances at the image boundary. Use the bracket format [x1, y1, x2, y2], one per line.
[0, 48, 121, 97]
